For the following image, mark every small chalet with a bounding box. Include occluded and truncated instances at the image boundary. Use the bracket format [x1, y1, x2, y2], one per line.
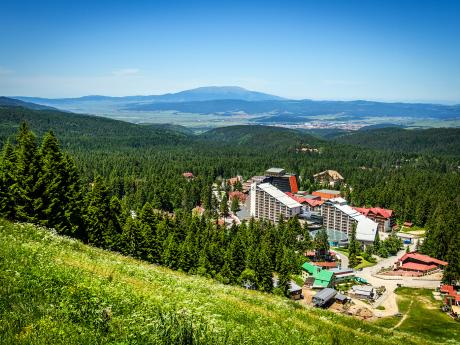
[313, 170, 344, 187]
[395, 252, 448, 275]
[354, 206, 395, 232]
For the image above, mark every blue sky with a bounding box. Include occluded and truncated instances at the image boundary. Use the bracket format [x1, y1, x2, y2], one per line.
[0, 0, 459, 103]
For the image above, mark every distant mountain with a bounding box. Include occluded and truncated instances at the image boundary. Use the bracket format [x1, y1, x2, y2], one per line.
[13, 88, 460, 127]
[16, 86, 283, 106]
[0, 96, 57, 111]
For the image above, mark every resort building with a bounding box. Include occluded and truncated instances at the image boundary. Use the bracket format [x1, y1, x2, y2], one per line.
[354, 207, 395, 232]
[249, 182, 301, 222]
[394, 252, 448, 275]
[313, 170, 344, 187]
[264, 167, 299, 193]
[312, 189, 341, 200]
[321, 197, 378, 246]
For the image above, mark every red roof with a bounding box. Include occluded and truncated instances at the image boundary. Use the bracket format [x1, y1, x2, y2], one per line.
[285, 192, 324, 207]
[229, 191, 247, 202]
[400, 262, 437, 271]
[312, 261, 337, 268]
[354, 206, 393, 219]
[441, 285, 455, 294]
[399, 252, 448, 266]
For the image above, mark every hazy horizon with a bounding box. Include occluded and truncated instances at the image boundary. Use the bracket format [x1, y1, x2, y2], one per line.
[1, 0, 459, 103]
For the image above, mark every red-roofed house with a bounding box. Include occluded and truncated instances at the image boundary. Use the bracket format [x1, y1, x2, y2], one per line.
[354, 207, 395, 232]
[395, 252, 447, 275]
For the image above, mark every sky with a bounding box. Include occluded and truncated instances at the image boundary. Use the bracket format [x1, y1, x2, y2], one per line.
[0, 0, 459, 103]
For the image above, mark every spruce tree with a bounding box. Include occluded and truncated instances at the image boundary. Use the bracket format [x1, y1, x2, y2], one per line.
[36, 131, 67, 231]
[14, 122, 41, 222]
[230, 196, 240, 214]
[0, 141, 17, 219]
[348, 223, 359, 268]
[256, 243, 273, 292]
[220, 193, 229, 217]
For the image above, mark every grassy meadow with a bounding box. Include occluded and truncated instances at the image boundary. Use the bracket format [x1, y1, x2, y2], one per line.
[0, 219, 452, 345]
[374, 288, 460, 344]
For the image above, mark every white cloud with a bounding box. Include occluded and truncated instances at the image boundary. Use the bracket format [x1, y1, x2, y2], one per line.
[111, 68, 140, 77]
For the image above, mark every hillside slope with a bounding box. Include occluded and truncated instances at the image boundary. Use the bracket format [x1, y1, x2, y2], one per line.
[0, 106, 191, 148]
[200, 125, 322, 148]
[0, 96, 57, 110]
[335, 127, 460, 156]
[0, 219, 435, 345]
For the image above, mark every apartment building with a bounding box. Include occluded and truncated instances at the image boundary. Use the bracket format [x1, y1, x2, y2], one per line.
[250, 182, 301, 222]
[322, 197, 377, 245]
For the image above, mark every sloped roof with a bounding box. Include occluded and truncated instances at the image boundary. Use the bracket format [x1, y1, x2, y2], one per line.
[258, 183, 301, 209]
[301, 261, 318, 275]
[285, 192, 324, 207]
[356, 218, 378, 242]
[315, 269, 334, 282]
[354, 206, 393, 219]
[313, 170, 344, 180]
[398, 252, 448, 266]
[401, 262, 437, 271]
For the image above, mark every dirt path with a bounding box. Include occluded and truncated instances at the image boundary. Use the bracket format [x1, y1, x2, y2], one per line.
[393, 299, 413, 329]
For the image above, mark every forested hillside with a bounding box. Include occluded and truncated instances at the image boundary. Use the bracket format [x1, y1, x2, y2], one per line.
[0, 106, 190, 149]
[0, 106, 459, 284]
[335, 127, 460, 156]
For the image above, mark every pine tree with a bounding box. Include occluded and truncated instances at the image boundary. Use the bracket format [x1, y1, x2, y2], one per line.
[84, 176, 113, 247]
[120, 216, 143, 257]
[348, 223, 359, 268]
[277, 247, 292, 297]
[0, 141, 17, 219]
[230, 196, 240, 214]
[256, 243, 273, 292]
[35, 131, 68, 231]
[220, 193, 229, 217]
[314, 228, 330, 260]
[14, 122, 41, 222]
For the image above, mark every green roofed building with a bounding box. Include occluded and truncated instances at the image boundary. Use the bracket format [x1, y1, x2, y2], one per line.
[312, 269, 334, 288]
[301, 261, 334, 288]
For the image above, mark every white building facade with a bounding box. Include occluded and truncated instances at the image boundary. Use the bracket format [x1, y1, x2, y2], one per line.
[250, 182, 301, 222]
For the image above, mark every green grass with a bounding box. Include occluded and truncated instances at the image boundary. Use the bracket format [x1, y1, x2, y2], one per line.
[0, 219, 445, 345]
[374, 287, 460, 344]
[332, 248, 376, 269]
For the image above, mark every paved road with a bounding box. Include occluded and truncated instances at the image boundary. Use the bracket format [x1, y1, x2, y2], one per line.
[356, 244, 440, 317]
[334, 244, 441, 317]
